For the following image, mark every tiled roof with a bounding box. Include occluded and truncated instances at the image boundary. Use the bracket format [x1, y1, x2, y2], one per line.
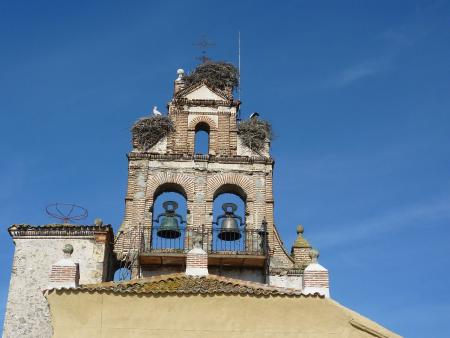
[8, 224, 113, 238]
[48, 273, 324, 298]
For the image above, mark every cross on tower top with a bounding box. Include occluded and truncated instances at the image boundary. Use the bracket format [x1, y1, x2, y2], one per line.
[193, 34, 215, 63]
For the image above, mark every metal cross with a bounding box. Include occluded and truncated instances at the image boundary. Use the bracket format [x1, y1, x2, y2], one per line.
[193, 34, 215, 63]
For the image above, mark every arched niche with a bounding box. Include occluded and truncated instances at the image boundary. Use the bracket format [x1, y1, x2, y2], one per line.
[212, 183, 247, 226]
[150, 183, 189, 251]
[151, 183, 189, 226]
[206, 174, 255, 228]
[188, 116, 217, 155]
[211, 184, 248, 252]
[194, 122, 210, 154]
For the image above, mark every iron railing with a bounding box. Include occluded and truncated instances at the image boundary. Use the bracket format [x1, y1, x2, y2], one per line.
[139, 225, 268, 256]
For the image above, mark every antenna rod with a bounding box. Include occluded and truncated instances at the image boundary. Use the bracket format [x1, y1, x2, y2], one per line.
[238, 31, 241, 101]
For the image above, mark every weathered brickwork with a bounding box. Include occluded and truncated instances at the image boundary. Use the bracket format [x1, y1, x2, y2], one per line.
[116, 76, 299, 284]
[49, 266, 79, 283]
[303, 271, 329, 289]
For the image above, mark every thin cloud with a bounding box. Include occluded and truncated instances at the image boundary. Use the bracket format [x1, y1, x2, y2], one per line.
[316, 197, 450, 249]
[325, 58, 391, 88]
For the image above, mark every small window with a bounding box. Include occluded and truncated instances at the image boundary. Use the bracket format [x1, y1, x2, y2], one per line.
[194, 122, 210, 154]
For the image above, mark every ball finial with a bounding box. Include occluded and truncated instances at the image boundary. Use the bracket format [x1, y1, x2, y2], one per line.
[296, 224, 304, 234]
[309, 248, 319, 262]
[63, 244, 74, 256]
[176, 69, 185, 81]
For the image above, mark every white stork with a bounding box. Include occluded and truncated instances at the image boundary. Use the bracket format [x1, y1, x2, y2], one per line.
[153, 106, 162, 116]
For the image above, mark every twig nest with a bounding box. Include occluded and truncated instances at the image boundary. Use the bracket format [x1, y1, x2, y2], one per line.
[131, 115, 175, 151]
[237, 117, 273, 153]
[184, 61, 239, 92]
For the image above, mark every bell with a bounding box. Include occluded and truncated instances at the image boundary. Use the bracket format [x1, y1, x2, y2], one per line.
[157, 215, 181, 239]
[217, 203, 242, 241]
[218, 216, 241, 241]
[155, 201, 182, 239]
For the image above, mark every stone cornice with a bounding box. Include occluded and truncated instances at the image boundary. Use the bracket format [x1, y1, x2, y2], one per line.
[127, 152, 274, 165]
[172, 98, 234, 107]
[8, 224, 114, 242]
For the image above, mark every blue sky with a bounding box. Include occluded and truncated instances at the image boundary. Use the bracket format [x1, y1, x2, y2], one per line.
[1, 1, 450, 337]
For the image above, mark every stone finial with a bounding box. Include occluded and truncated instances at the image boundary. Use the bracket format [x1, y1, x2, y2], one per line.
[48, 244, 79, 289]
[62, 244, 74, 257]
[94, 218, 103, 226]
[176, 68, 185, 81]
[174, 68, 186, 95]
[309, 248, 319, 263]
[293, 224, 311, 248]
[185, 246, 208, 277]
[302, 248, 330, 298]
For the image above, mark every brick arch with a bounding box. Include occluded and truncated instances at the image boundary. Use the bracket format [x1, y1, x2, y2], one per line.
[188, 116, 218, 154]
[206, 173, 254, 201]
[146, 172, 195, 203]
[188, 115, 217, 131]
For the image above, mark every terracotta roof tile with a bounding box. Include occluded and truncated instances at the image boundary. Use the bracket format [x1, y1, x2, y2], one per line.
[48, 273, 323, 298]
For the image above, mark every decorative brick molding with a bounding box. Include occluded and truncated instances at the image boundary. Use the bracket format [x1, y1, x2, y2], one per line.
[206, 173, 255, 201]
[185, 246, 208, 277]
[188, 115, 218, 131]
[187, 115, 218, 154]
[302, 249, 330, 298]
[127, 152, 273, 164]
[48, 244, 79, 289]
[146, 172, 195, 202]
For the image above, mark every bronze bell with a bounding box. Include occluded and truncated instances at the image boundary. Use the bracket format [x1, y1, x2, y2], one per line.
[216, 203, 243, 241]
[154, 201, 184, 239]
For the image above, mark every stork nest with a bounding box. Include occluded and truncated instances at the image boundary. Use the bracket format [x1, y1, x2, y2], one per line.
[131, 115, 174, 150]
[184, 61, 239, 92]
[238, 118, 273, 153]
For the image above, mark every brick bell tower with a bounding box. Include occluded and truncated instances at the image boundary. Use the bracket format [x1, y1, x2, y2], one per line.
[115, 64, 318, 287]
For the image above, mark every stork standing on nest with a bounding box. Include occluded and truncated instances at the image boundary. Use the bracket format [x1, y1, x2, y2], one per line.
[153, 106, 162, 116]
[249, 112, 259, 119]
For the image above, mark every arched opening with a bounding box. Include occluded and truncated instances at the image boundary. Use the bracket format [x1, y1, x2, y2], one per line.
[151, 184, 188, 251]
[113, 267, 131, 281]
[212, 184, 247, 253]
[194, 122, 210, 154]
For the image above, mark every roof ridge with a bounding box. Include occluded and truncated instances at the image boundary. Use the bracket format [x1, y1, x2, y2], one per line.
[52, 273, 324, 298]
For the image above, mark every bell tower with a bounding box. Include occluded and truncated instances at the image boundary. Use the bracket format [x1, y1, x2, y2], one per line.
[115, 63, 298, 284]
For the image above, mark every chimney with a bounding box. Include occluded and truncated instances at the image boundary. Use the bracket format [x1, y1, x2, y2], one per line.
[302, 249, 330, 298]
[174, 68, 186, 95]
[185, 241, 208, 277]
[48, 244, 80, 289]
